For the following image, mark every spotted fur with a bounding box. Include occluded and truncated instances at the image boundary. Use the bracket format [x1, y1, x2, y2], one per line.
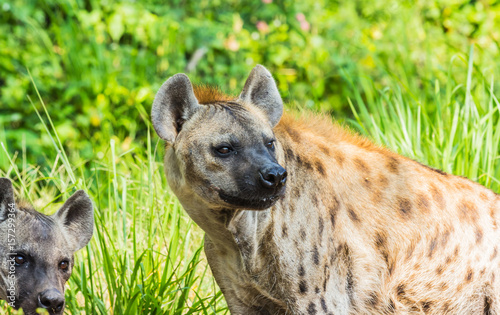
[152, 65, 500, 314]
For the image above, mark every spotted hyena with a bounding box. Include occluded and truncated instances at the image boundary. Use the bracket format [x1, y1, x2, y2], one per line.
[0, 178, 94, 314]
[151, 65, 500, 314]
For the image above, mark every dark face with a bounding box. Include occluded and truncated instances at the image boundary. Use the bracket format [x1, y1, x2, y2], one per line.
[172, 103, 287, 210]
[0, 181, 93, 315]
[4, 210, 72, 315]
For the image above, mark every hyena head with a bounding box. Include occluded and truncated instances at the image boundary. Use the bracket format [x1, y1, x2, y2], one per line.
[0, 178, 94, 315]
[151, 65, 287, 210]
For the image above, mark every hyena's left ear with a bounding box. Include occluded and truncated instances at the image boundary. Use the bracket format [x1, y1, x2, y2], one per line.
[239, 65, 283, 127]
[0, 178, 15, 222]
[54, 190, 94, 251]
[151, 73, 201, 145]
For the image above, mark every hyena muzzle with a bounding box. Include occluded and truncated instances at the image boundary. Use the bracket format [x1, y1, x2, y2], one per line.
[0, 178, 94, 315]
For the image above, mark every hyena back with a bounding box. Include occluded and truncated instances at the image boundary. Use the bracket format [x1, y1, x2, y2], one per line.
[0, 178, 93, 315]
[151, 65, 500, 314]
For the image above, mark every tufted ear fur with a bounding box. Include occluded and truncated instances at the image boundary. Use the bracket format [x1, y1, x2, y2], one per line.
[54, 190, 94, 251]
[239, 65, 283, 127]
[0, 178, 15, 222]
[151, 73, 201, 145]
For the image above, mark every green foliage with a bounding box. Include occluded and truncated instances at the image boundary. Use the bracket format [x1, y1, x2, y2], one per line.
[2, 0, 500, 164]
[1, 0, 500, 313]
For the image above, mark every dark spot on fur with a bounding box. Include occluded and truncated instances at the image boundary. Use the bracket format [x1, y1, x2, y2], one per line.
[299, 265, 305, 277]
[397, 284, 405, 296]
[406, 242, 416, 260]
[311, 194, 318, 207]
[375, 232, 387, 249]
[422, 301, 432, 312]
[466, 268, 473, 282]
[354, 158, 369, 174]
[490, 205, 497, 230]
[300, 228, 306, 239]
[348, 207, 360, 223]
[484, 295, 492, 314]
[312, 245, 320, 265]
[315, 160, 326, 176]
[476, 228, 483, 244]
[315, 287, 320, 294]
[428, 237, 437, 258]
[387, 299, 395, 313]
[285, 148, 296, 161]
[319, 145, 330, 155]
[441, 230, 450, 248]
[443, 302, 450, 312]
[378, 174, 389, 189]
[459, 200, 479, 223]
[284, 125, 302, 143]
[455, 180, 472, 190]
[329, 196, 339, 230]
[367, 292, 379, 307]
[398, 198, 412, 218]
[387, 157, 399, 174]
[304, 160, 313, 170]
[299, 280, 308, 294]
[321, 298, 328, 312]
[430, 185, 446, 209]
[335, 151, 345, 166]
[491, 247, 498, 261]
[416, 194, 431, 213]
[323, 264, 329, 292]
[346, 264, 355, 306]
[318, 217, 324, 237]
[436, 265, 444, 275]
[307, 302, 317, 314]
[281, 223, 288, 238]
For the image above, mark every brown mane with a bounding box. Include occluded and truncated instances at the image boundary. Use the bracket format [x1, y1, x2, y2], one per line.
[193, 85, 235, 104]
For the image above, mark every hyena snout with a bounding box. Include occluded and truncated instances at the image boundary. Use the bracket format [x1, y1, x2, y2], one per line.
[38, 289, 65, 312]
[259, 164, 287, 189]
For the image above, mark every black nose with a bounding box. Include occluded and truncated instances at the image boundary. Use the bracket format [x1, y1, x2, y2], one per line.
[259, 165, 287, 188]
[38, 289, 65, 312]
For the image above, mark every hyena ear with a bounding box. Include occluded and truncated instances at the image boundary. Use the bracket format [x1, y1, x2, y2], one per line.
[0, 178, 15, 222]
[151, 73, 201, 145]
[54, 190, 94, 251]
[239, 65, 283, 127]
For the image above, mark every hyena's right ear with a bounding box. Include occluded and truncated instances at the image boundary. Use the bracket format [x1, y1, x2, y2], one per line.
[151, 74, 201, 145]
[0, 178, 15, 222]
[54, 190, 94, 252]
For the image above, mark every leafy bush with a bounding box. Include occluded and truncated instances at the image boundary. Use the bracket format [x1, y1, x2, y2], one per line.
[2, 0, 499, 167]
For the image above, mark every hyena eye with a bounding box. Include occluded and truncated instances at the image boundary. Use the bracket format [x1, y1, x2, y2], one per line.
[59, 260, 69, 271]
[215, 146, 233, 157]
[14, 255, 26, 265]
[265, 140, 275, 150]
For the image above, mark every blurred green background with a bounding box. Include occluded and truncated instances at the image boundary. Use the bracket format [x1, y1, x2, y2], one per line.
[2, 0, 499, 169]
[1, 0, 500, 314]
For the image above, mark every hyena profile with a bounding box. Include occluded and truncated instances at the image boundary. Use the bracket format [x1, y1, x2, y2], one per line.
[0, 178, 94, 315]
[151, 65, 500, 314]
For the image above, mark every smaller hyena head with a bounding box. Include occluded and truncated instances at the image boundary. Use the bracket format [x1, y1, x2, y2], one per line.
[152, 65, 287, 210]
[0, 178, 94, 315]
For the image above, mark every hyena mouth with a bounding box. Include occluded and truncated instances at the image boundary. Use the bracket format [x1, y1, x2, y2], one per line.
[218, 190, 284, 210]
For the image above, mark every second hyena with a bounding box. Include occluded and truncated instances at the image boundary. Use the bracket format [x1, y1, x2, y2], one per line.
[152, 65, 500, 314]
[0, 178, 94, 315]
